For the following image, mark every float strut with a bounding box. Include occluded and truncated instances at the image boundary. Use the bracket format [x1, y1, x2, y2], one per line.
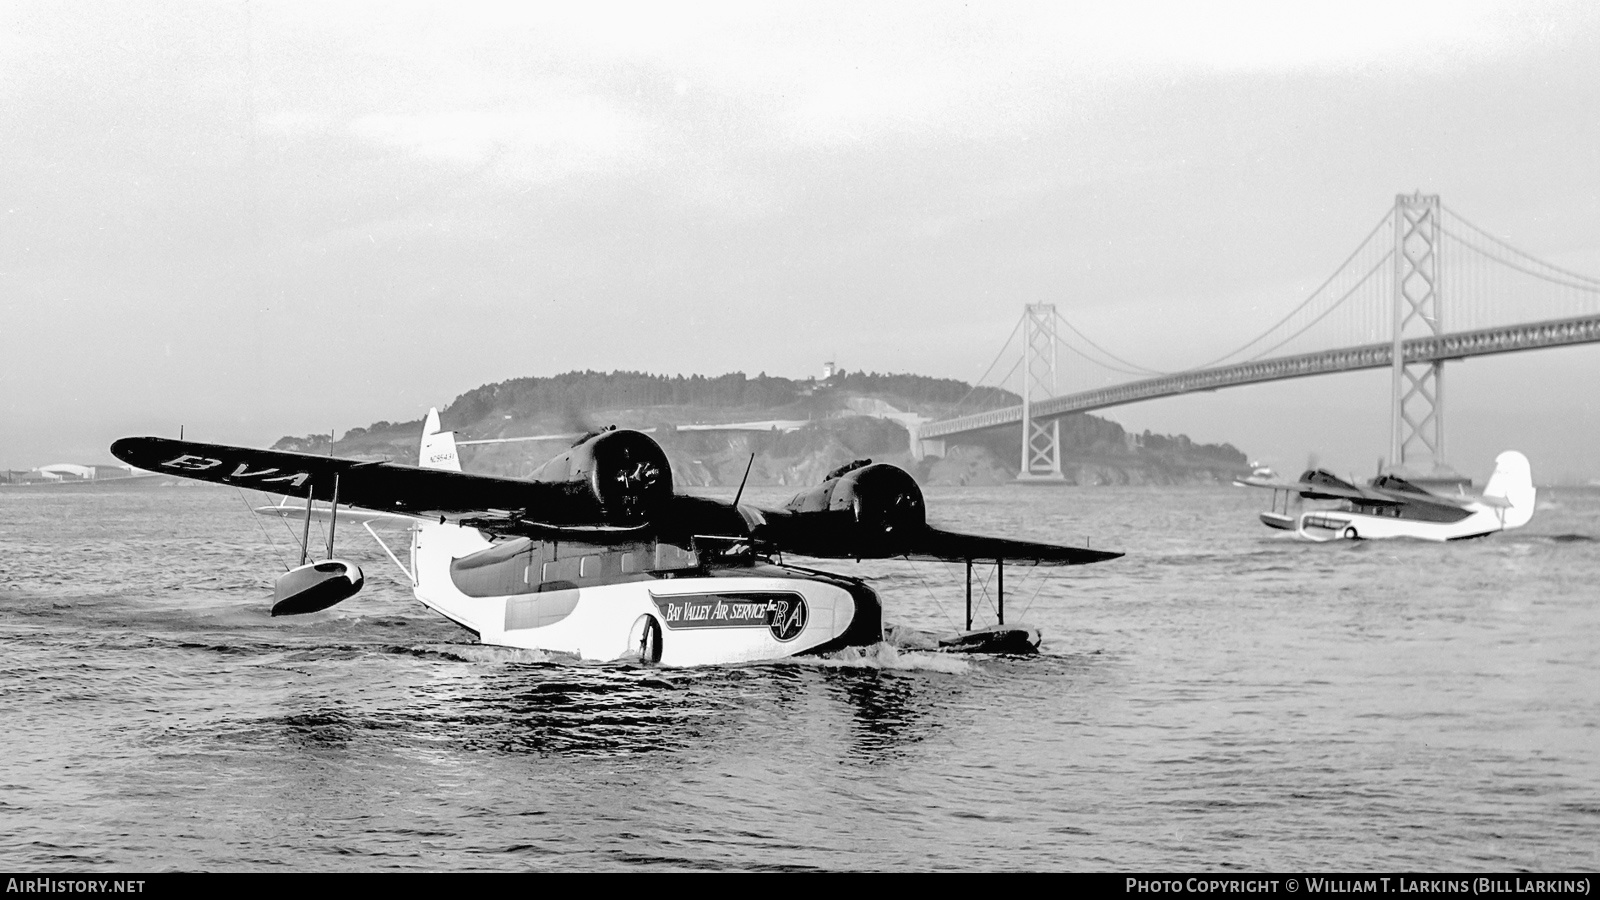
[326, 472, 340, 559]
[965, 559, 973, 631]
[299, 480, 314, 566]
[997, 558, 1005, 626]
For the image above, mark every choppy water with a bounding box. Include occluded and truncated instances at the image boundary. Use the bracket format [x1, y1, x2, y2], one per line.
[1, 482, 1597, 871]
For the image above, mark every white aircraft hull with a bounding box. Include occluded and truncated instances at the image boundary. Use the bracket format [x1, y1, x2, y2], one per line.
[1254, 451, 1536, 543]
[1263, 507, 1517, 542]
[116, 407, 1119, 667]
[408, 522, 879, 666]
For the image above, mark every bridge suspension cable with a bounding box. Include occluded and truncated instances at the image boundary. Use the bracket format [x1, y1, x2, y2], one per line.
[1442, 206, 1600, 289]
[1447, 235, 1600, 292]
[947, 314, 1024, 417]
[1046, 200, 1600, 388]
[1179, 208, 1395, 371]
[925, 192, 1600, 481]
[1051, 308, 1166, 376]
[1231, 250, 1394, 363]
[1049, 206, 1398, 381]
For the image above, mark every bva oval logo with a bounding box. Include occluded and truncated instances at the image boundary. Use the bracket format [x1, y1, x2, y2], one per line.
[768, 597, 808, 642]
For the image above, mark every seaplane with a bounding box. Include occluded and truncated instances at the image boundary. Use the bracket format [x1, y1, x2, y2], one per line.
[110, 411, 1121, 666]
[1235, 451, 1536, 542]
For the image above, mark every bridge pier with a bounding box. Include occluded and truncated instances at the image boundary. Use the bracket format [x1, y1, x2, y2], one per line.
[1017, 304, 1066, 482]
[1388, 192, 1465, 485]
[1020, 316, 1066, 481]
[1018, 418, 1065, 482]
[907, 422, 945, 460]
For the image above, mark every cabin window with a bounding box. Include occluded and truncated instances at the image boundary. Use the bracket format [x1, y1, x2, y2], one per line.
[654, 543, 699, 571]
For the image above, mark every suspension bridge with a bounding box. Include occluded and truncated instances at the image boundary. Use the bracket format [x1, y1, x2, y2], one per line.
[914, 193, 1600, 482]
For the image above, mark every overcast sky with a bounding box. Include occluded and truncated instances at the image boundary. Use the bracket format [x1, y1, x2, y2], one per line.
[4, 1, 1599, 481]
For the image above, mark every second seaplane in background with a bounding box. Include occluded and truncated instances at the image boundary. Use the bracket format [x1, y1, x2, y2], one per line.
[111, 413, 1120, 667]
[1235, 451, 1536, 542]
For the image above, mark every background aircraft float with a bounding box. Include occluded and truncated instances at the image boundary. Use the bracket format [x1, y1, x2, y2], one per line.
[111, 412, 1120, 666]
[1234, 451, 1536, 542]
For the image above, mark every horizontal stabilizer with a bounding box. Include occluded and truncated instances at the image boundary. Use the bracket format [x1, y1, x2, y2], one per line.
[256, 504, 421, 527]
[455, 512, 655, 543]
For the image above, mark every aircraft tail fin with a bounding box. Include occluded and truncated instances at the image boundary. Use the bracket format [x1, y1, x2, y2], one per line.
[419, 408, 461, 472]
[1483, 450, 1535, 529]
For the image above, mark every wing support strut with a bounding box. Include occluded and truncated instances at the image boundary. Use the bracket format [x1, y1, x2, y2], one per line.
[961, 558, 1006, 630]
[946, 557, 1034, 653]
[273, 472, 365, 617]
[363, 521, 415, 585]
[965, 560, 972, 631]
[998, 559, 1005, 627]
[299, 482, 314, 566]
[295, 472, 344, 563]
[326, 472, 340, 559]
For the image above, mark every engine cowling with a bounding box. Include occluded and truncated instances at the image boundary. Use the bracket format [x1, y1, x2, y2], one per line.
[526, 427, 673, 525]
[778, 460, 926, 556]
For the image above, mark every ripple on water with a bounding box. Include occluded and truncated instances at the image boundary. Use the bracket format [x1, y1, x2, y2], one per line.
[3, 486, 1598, 869]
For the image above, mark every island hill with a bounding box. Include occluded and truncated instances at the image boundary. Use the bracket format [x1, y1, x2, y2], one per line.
[273, 370, 1250, 487]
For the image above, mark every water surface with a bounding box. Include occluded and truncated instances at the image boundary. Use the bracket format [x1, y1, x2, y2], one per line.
[2, 483, 1596, 870]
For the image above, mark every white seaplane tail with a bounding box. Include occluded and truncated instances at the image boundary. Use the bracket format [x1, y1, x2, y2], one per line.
[419, 408, 461, 472]
[410, 409, 484, 609]
[1483, 450, 1536, 529]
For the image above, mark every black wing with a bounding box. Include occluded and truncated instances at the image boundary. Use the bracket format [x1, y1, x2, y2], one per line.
[110, 436, 610, 526]
[750, 507, 1122, 566]
[745, 459, 1121, 566]
[904, 527, 1122, 566]
[1238, 471, 1408, 506]
[114, 437, 1123, 563]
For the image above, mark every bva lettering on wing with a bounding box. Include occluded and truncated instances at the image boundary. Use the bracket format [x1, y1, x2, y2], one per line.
[162, 455, 310, 487]
[163, 454, 223, 471]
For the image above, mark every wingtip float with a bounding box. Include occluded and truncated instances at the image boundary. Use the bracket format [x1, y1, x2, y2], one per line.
[110, 411, 1122, 666]
[271, 560, 364, 617]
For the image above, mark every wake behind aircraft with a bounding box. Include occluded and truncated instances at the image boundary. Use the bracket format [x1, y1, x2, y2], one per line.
[110, 412, 1121, 666]
[1235, 451, 1536, 542]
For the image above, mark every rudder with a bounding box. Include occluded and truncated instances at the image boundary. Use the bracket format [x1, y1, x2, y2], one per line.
[419, 408, 461, 472]
[1483, 450, 1536, 529]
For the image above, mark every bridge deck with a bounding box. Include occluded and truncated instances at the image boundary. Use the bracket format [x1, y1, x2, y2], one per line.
[921, 314, 1600, 440]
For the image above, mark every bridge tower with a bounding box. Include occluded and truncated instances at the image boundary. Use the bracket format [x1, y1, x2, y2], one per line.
[1018, 303, 1065, 482]
[1388, 192, 1457, 482]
